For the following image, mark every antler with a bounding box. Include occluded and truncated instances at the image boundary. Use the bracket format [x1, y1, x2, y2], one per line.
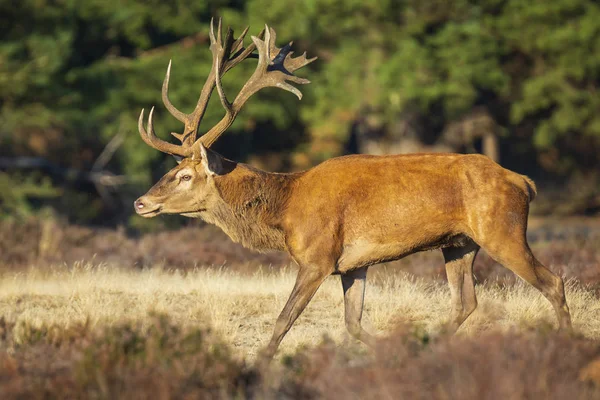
[138, 19, 316, 158]
[194, 25, 317, 149]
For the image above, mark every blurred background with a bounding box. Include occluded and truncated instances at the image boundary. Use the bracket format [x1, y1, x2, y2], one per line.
[1, 0, 599, 270]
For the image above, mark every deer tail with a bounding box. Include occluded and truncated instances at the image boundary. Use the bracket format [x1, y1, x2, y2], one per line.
[522, 175, 537, 202]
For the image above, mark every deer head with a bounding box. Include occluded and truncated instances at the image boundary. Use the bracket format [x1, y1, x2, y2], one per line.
[134, 19, 316, 217]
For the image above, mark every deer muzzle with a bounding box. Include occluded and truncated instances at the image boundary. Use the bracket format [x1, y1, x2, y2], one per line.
[134, 197, 162, 217]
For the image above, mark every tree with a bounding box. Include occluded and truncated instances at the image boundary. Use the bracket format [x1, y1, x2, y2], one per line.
[1, 0, 599, 223]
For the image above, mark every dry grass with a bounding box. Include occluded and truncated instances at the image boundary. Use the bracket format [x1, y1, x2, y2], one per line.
[2, 219, 600, 397]
[1, 264, 599, 359]
[0, 264, 599, 398]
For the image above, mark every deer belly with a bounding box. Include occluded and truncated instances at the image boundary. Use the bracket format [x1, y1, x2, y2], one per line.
[336, 231, 468, 273]
[337, 240, 416, 272]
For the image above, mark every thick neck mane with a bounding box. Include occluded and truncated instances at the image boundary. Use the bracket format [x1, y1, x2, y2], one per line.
[205, 162, 301, 252]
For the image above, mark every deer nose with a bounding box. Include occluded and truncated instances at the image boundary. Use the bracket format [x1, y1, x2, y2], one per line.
[134, 198, 145, 210]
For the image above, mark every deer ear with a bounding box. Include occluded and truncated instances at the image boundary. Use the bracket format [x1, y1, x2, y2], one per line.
[172, 155, 184, 164]
[199, 143, 223, 176]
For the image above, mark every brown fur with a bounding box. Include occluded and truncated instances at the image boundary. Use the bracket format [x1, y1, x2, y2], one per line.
[135, 150, 572, 360]
[208, 164, 297, 252]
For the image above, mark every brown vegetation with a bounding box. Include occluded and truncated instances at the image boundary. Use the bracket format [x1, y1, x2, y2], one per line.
[0, 315, 253, 399]
[0, 220, 599, 398]
[0, 218, 288, 271]
[0, 314, 599, 399]
[282, 327, 600, 400]
[2, 217, 599, 287]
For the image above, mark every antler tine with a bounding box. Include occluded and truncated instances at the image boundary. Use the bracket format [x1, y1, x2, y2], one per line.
[194, 24, 316, 149]
[225, 28, 264, 74]
[217, 17, 222, 44]
[265, 26, 277, 61]
[138, 108, 190, 157]
[214, 54, 232, 113]
[161, 60, 187, 123]
[283, 50, 318, 74]
[208, 17, 215, 44]
[230, 26, 250, 56]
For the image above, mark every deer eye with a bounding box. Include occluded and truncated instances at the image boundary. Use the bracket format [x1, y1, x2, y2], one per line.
[181, 175, 192, 181]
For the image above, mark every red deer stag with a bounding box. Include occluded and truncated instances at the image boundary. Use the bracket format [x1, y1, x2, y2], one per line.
[134, 19, 572, 359]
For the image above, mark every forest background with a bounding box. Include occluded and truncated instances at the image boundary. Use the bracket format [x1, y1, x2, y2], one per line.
[1, 0, 599, 229]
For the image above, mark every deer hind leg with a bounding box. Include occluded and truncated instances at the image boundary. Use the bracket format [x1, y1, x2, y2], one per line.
[483, 239, 571, 330]
[341, 267, 376, 347]
[260, 266, 330, 360]
[442, 241, 480, 332]
[473, 206, 572, 330]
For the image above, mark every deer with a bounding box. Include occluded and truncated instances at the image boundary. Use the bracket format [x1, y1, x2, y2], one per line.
[134, 19, 572, 360]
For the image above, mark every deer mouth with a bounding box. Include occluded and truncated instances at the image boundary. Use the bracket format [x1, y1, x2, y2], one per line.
[137, 206, 162, 217]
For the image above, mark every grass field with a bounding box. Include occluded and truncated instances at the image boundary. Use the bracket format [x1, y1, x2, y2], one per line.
[1, 264, 599, 358]
[1, 219, 600, 398]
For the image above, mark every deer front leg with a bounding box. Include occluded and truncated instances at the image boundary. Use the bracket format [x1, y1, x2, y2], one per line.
[260, 267, 330, 360]
[341, 267, 376, 347]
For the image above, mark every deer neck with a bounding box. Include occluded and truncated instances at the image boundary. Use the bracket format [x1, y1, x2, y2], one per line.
[203, 163, 299, 252]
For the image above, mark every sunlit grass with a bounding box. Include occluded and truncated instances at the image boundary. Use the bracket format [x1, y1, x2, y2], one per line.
[0, 263, 598, 358]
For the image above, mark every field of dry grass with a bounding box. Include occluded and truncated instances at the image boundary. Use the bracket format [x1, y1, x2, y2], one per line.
[1, 264, 599, 359]
[1, 219, 600, 398]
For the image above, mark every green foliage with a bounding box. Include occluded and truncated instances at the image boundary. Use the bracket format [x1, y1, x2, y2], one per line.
[501, 0, 600, 148]
[0, 172, 59, 219]
[1, 0, 599, 223]
[247, 0, 600, 164]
